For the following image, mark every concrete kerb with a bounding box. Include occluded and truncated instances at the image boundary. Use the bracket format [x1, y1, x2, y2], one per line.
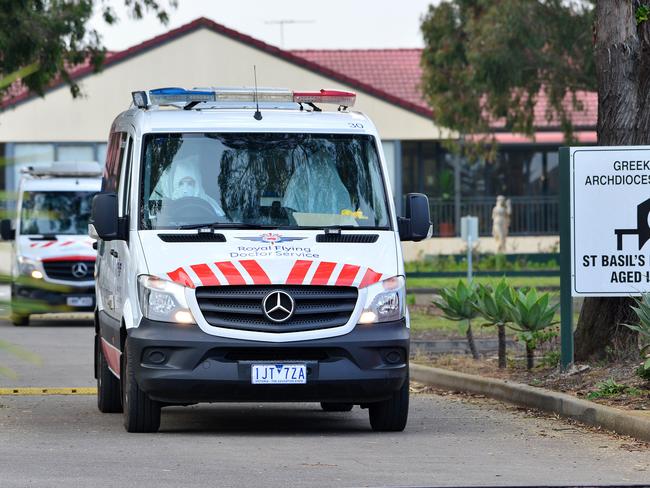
[410, 362, 650, 443]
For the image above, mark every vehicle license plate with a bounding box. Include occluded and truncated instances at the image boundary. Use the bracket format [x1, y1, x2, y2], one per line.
[67, 296, 93, 307]
[251, 364, 307, 384]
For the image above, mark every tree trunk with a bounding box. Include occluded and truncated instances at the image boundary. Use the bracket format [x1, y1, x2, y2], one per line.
[575, 0, 648, 360]
[526, 344, 535, 370]
[466, 320, 480, 360]
[497, 323, 507, 368]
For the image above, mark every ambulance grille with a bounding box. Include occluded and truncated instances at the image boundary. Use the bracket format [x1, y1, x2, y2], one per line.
[195, 285, 358, 333]
[42, 260, 95, 281]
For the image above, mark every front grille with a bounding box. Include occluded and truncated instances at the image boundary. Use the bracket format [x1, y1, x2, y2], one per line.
[43, 260, 95, 281]
[195, 285, 358, 333]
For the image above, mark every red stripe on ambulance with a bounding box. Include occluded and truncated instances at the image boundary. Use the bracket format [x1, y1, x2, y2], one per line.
[167, 267, 195, 288]
[359, 269, 382, 288]
[286, 260, 312, 284]
[101, 338, 121, 377]
[335, 264, 360, 286]
[311, 261, 337, 285]
[239, 260, 271, 285]
[190, 264, 220, 286]
[215, 261, 246, 285]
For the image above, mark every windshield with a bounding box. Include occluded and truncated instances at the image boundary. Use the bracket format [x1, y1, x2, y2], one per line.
[140, 133, 391, 230]
[20, 191, 96, 236]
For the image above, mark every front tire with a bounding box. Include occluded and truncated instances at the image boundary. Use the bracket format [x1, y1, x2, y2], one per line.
[368, 376, 409, 432]
[96, 335, 122, 413]
[10, 312, 29, 327]
[122, 342, 161, 433]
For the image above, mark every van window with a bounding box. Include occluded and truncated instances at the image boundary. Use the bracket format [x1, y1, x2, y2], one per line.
[139, 133, 390, 230]
[20, 191, 97, 235]
[102, 132, 127, 193]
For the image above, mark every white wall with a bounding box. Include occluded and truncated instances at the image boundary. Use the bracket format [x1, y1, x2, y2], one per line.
[0, 28, 448, 143]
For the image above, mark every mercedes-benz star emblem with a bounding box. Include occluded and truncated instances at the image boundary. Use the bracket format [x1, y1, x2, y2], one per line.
[71, 262, 89, 279]
[262, 290, 295, 323]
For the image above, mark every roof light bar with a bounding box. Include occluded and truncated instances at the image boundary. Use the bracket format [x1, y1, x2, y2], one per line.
[293, 89, 356, 107]
[131, 87, 357, 109]
[149, 87, 215, 106]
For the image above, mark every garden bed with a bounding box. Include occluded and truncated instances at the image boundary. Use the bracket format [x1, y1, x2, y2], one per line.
[415, 354, 650, 411]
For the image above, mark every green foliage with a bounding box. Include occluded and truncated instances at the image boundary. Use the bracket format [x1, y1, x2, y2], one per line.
[540, 350, 560, 368]
[420, 0, 595, 159]
[506, 288, 558, 333]
[515, 326, 559, 351]
[625, 293, 650, 355]
[404, 254, 559, 273]
[432, 280, 478, 321]
[636, 5, 650, 24]
[473, 279, 513, 327]
[636, 359, 650, 381]
[587, 379, 643, 400]
[0, 1, 176, 100]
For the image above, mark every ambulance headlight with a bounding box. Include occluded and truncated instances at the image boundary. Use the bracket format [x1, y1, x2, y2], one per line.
[17, 257, 43, 279]
[138, 275, 195, 324]
[358, 276, 406, 324]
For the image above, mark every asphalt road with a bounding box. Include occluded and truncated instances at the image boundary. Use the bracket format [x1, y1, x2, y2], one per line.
[1, 317, 649, 488]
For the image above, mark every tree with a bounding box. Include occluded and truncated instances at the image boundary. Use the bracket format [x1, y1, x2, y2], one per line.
[420, 0, 638, 361]
[0, 0, 176, 100]
[433, 281, 481, 359]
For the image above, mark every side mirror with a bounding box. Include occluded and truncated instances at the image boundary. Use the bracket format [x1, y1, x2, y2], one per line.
[398, 193, 431, 242]
[90, 193, 119, 241]
[0, 219, 15, 240]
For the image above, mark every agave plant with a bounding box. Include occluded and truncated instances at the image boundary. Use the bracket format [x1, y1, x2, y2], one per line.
[433, 281, 480, 359]
[625, 293, 650, 380]
[505, 288, 558, 370]
[474, 279, 514, 369]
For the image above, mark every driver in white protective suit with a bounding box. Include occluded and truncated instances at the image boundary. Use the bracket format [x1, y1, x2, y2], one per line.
[283, 142, 352, 215]
[151, 154, 225, 217]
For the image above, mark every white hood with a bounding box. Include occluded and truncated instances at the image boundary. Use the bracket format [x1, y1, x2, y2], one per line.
[18, 234, 96, 261]
[139, 230, 399, 289]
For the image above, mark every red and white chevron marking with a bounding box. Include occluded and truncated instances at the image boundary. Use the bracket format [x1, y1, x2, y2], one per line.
[29, 239, 95, 249]
[167, 259, 383, 289]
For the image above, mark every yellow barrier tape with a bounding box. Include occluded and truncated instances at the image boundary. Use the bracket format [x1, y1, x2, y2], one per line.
[0, 387, 96, 395]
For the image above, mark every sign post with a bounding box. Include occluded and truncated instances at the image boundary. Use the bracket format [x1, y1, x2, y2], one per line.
[559, 147, 573, 369]
[461, 216, 479, 284]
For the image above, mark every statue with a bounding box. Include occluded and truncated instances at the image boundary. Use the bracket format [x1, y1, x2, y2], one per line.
[492, 195, 511, 253]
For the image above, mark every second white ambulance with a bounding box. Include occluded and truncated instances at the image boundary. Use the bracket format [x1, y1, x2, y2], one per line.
[90, 87, 430, 433]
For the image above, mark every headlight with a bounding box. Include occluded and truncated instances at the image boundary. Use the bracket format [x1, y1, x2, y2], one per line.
[137, 275, 195, 324]
[358, 276, 406, 324]
[17, 256, 43, 279]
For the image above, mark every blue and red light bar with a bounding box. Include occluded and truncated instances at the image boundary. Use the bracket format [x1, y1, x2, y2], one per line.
[131, 87, 356, 108]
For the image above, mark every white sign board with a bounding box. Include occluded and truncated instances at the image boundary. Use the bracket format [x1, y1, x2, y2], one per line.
[571, 146, 650, 296]
[461, 216, 479, 243]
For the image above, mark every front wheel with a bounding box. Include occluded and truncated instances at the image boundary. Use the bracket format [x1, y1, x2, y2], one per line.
[10, 312, 29, 327]
[122, 343, 161, 433]
[368, 376, 409, 432]
[96, 335, 122, 413]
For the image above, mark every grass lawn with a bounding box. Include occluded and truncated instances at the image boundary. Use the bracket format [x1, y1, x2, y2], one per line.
[406, 275, 560, 289]
[409, 310, 460, 333]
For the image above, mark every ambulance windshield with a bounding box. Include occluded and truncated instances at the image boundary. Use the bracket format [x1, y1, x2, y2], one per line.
[20, 191, 96, 236]
[140, 133, 391, 230]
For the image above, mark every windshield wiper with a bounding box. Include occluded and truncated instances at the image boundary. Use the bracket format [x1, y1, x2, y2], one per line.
[176, 222, 279, 230]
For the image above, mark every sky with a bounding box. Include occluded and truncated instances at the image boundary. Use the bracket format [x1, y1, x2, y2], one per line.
[90, 0, 435, 51]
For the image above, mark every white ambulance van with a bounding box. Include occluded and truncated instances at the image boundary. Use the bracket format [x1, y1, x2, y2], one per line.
[90, 87, 430, 433]
[1, 163, 101, 326]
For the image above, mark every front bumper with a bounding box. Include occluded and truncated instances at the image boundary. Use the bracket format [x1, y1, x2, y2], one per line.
[127, 318, 409, 404]
[12, 282, 95, 314]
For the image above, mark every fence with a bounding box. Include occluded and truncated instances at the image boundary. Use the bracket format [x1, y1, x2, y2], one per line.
[429, 195, 559, 237]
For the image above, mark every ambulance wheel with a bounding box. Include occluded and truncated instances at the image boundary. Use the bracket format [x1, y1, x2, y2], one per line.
[10, 313, 29, 327]
[96, 335, 122, 413]
[320, 402, 353, 412]
[122, 343, 161, 433]
[368, 377, 409, 432]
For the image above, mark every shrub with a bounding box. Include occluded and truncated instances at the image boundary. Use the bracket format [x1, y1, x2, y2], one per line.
[474, 278, 513, 368]
[625, 293, 650, 381]
[432, 281, 480, 359]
